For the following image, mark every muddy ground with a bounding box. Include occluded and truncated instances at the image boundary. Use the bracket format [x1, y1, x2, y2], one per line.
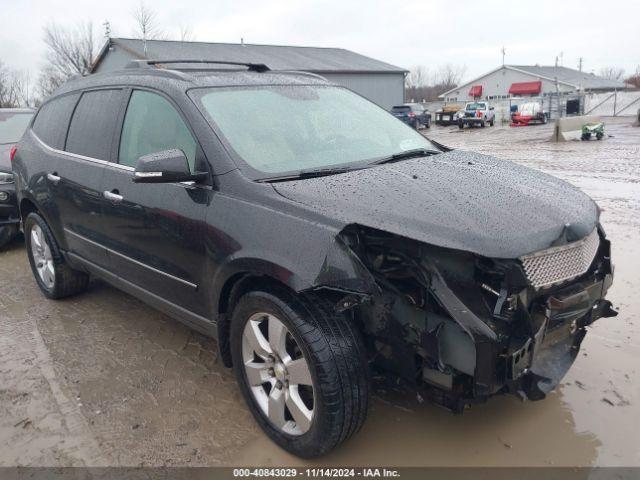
[0, 117, 638, 467]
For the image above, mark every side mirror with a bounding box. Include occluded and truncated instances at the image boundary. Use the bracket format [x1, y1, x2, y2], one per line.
[490, 106, 495, 110]
[133, 149, 207, 184]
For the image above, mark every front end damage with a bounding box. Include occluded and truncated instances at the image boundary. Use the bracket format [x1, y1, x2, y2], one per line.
[321, 224, 617, 412]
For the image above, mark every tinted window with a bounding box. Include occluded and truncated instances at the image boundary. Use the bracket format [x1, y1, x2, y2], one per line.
[66, 89, 123, 160]
[32, 94, 79, 149]
[119, 90, 196, 170]
[0, 112, 34, 144]
[391, 106, 411, 113]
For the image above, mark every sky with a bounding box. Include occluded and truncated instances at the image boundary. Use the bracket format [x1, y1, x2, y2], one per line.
[1, 0, 638, 83]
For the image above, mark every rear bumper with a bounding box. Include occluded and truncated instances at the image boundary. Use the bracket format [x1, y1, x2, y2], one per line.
[0, 183, 20, 226]
[461, 117, 486, 124]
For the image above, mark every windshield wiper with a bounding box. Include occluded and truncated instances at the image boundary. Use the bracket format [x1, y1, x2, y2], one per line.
[257, 166, 358, 183]
[373, 148, 441, 165]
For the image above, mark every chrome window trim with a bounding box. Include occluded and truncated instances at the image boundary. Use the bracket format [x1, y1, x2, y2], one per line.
[64, 228, 198, 290]
[31, 130, 134, 171]
[32, 130, 210, 189]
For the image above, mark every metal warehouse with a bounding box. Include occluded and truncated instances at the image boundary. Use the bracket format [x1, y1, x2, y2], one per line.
[91, 38, 407, 110]
[439, 64, 626, 103]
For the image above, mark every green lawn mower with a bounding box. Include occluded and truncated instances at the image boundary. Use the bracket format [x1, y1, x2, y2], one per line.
[581, 122, 604, 141]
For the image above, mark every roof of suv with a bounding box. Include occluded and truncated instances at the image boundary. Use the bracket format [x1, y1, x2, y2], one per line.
[54, 64, 334, 97]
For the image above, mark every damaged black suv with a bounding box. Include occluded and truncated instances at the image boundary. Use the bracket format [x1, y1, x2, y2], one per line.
[13, 60, 616, 458]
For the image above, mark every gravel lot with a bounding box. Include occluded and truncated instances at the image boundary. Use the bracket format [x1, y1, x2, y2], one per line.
[1, 117, 638, 467]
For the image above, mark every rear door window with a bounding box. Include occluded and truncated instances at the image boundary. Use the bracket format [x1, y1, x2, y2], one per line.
[118, 90, 197, 170]
[0, 111, 34, 144]
[32, 94, 79, 149]
[65, 89, 124, 160]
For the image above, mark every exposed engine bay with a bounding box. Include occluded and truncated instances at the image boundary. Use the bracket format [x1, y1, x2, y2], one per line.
[332, 224, 617, 412]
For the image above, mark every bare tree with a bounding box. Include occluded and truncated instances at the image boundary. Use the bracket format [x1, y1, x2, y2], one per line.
[133, 1, 165, 54]
[433, 64, 467, 91]
[599, 66, 625, 81]
[38, 22, 97, 99]
[43, 22, 96, 78]
[624, 66, 640, 89]
[0, 60, 32, 107]
[405, 64, 467, 102]
[179, 25, 195, 42]
[405, 66, 428, 89]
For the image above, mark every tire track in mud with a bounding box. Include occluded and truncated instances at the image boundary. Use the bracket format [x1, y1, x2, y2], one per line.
[0, 291, 107, 466]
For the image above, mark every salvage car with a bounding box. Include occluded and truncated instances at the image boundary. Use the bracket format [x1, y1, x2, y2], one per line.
[390, 103, 431, 129]
[13, 60, 616, 458]
[0, 108, 34, 248]
[458, 101, 495, 128]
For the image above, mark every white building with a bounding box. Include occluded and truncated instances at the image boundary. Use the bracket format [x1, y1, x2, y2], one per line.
[439, 65, 626, 103]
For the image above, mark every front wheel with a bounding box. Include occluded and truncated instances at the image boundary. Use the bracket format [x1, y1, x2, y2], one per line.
[458, 121, 464, 129]
[230, 288, 370, 458]
[25, 212, 89, 299]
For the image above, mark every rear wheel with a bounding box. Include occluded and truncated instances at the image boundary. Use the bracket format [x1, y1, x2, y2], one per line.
[0, 224, 17, 249]
[25, 212, 89, 299]
[230, 288, 370, 458]
[458, 121, 464, 129]
[489, 118, 495, 126]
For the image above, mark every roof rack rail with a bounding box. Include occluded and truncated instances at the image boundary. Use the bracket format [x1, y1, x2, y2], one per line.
[125, 59, 270, 72]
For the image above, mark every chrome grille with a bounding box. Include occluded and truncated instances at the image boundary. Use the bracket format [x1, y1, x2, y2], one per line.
[520, 229, 600, 289]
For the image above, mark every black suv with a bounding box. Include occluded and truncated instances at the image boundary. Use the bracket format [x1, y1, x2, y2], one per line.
[0, 108, 34, 247]
[13, 60, 616, 458]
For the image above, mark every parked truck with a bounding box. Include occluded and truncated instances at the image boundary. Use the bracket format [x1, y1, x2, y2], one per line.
[458, 101, 495, 128]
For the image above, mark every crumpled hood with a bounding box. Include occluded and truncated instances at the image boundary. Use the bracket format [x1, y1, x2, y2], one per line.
[273, 150, 599, 259]
[0, 144, 12, 171]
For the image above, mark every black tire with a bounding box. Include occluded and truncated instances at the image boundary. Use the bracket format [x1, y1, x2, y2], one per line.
[489, 119, 495, 127]
[458, 121, 464, 129]
[0, 224, 17, 249]
[480, 120, 486, 128]
[230, 287, 370, 458]
[24, 212, 89, 299]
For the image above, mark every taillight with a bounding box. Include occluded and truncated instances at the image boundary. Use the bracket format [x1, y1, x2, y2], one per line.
[9, 145, 17, 162]
[408, 112, 415, 117]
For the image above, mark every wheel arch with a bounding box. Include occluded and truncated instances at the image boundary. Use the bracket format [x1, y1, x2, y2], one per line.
[215, 270, 305, 368]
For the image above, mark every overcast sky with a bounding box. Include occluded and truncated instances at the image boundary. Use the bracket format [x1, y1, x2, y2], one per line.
[1, 0, 638, 82]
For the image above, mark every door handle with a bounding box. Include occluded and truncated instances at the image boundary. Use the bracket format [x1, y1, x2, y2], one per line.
[47, 173, 61, 185]
[103, 190, 124, 203]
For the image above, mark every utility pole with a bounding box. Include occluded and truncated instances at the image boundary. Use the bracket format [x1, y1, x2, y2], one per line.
[501, 46, 506, 66]
[103, 20, 111, 39]
[578, 57, 583, 72]
[555, 55, 559, 67]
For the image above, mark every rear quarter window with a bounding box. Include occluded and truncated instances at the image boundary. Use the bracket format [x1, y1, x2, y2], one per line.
[65, 89, 124, 160]
[32, 94, 79, 149]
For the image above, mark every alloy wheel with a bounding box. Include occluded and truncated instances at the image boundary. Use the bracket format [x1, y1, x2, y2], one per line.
[242, 312, 314, 435]
[30, 224, 55, 289]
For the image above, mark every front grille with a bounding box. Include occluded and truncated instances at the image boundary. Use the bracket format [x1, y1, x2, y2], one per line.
[520, 228, 600, 289]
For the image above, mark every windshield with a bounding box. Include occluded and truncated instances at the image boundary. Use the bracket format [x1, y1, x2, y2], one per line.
[391, 106, 411, 113]
[466, 103, 486, 111]
[193, 85, 437, 178]
[0, 111, 33, 144]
